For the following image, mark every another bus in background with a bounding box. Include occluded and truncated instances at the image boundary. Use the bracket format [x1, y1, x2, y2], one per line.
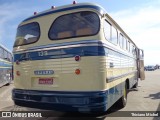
[0, 44, 13, 87]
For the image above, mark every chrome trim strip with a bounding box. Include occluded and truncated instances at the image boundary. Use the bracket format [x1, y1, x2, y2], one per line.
[30, 40, 100, 49]
[107, 70, 137, 82]
[14, 40, 134, 58]
[14, 40, 100, 52]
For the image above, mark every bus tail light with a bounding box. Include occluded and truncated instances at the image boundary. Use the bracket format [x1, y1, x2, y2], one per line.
[75, 55, 81, 61]
[16, 71, 20, 76]
[75, 69, 80, 75]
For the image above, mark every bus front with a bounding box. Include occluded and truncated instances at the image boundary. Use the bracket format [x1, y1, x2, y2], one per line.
[12, 3, 107, 113]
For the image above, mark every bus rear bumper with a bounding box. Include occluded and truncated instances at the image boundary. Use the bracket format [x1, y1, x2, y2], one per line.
[12, 89, 108, 113]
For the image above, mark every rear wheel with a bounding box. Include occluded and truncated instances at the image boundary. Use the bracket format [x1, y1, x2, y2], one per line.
[5, 83, 10, 86]
[118, 83, 127, 108]
[132, 82, 138, 89]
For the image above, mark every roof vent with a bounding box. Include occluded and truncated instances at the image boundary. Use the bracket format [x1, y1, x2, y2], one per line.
[34, 12, 37, 15]
[51, 6, 56, 9]
[73, 1, 77, 4]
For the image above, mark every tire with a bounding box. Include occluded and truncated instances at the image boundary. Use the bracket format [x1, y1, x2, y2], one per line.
[5, 83, 10, 86]
[132, 82, 138, 89]
[118, 83, 127, 108]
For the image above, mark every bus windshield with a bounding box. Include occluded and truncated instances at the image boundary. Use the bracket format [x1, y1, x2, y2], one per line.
[14, 22, 40, 47]
[49, 11, 100, 40]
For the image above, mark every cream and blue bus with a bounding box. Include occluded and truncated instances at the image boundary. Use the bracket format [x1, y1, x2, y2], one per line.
[0, 45, 13, 87]
[12, 2, 145, 113]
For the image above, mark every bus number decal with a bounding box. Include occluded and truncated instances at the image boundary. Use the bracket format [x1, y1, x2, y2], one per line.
[38, 51, 48, 56]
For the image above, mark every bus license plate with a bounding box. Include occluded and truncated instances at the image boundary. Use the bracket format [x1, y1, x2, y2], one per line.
[39, 78, 53, 85]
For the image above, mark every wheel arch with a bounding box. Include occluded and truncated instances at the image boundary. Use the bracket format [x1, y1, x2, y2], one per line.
[126, 78, 130, 89]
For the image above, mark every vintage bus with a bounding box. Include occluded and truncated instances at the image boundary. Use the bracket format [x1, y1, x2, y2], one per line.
[12, 2, 145, 113]
[0, 44, 13, 87]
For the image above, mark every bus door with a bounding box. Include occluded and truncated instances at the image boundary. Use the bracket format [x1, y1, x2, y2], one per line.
[137, 49, 145, 80]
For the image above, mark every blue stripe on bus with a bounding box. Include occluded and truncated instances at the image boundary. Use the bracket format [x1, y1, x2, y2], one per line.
[14, 46, 107, 62]
[23, 5, 105, 22]
[14, 43, 135, 62]
[12, 81, 124, 112]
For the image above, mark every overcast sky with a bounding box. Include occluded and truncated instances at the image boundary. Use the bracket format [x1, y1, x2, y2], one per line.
[0, 0, 160, 65]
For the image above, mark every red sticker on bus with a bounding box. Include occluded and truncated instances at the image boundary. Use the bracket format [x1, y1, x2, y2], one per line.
[39, 78, 53, 85]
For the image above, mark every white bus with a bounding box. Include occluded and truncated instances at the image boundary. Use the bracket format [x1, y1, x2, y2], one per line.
[0, 44, 12, 87]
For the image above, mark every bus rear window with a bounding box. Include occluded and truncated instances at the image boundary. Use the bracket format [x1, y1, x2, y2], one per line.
[49, 11, 100, 40]
[14, 22, 40, 47]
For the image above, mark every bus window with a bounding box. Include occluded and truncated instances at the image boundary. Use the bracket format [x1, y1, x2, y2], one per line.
[132, 45, 136, 55]
[14, 22, 40, 47]
[111, 26, 118, 45]
[4, 50, 8, 60]
[119, 33, 123, 48]
[123, 38, 127, 50]
[10, 53, 13, 62]
[104, 20, 111, 41]
[7, 53, 12, 61]
[49, 11, 100, 40]
[130, 43, 135, 55]
[0, 47, 3, 58]
[126, 39, 128, 50]
[130, 43, 133, 53]
[128, 41, 130, 52]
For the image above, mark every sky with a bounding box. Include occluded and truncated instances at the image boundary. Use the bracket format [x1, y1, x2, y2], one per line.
[0, 0, 160, 65]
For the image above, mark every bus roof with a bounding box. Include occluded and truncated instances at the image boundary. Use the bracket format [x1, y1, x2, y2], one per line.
[21, 2, 137, 48]
[22, 3, 106, 22]
[0, 44, 12, 54]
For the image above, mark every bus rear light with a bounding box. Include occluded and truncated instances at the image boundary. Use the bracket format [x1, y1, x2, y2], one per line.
[34, 12, 37, 15]
[73, 1, 77, 4]
[16, 71, 20, 76]
[51, 6, 56, 9]
[75, 69, 80, 75]
[16, 60, 20, 65]
[75, 55, 81, 61]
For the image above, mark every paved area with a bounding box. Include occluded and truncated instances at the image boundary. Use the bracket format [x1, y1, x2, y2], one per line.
[0, 70, 159, 120]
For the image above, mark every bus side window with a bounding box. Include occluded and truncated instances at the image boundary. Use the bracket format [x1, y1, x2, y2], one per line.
[130, 43, 133, 53]
[126, 38, 128, 51]
[128, 41, 130, 52]
[123, 38, 127, 50]
[130, 43, 135, 55]
[132, 45, 136, 55]
[7, 52, 12, 61]
[104, 20, 111, 41]
[111, 26, 118, 45]
[119, 33, 123, 48]
[4, 50, 8, 60]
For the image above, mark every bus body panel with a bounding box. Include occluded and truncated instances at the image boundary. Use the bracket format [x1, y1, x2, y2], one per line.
[14, 56, 106, 91]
